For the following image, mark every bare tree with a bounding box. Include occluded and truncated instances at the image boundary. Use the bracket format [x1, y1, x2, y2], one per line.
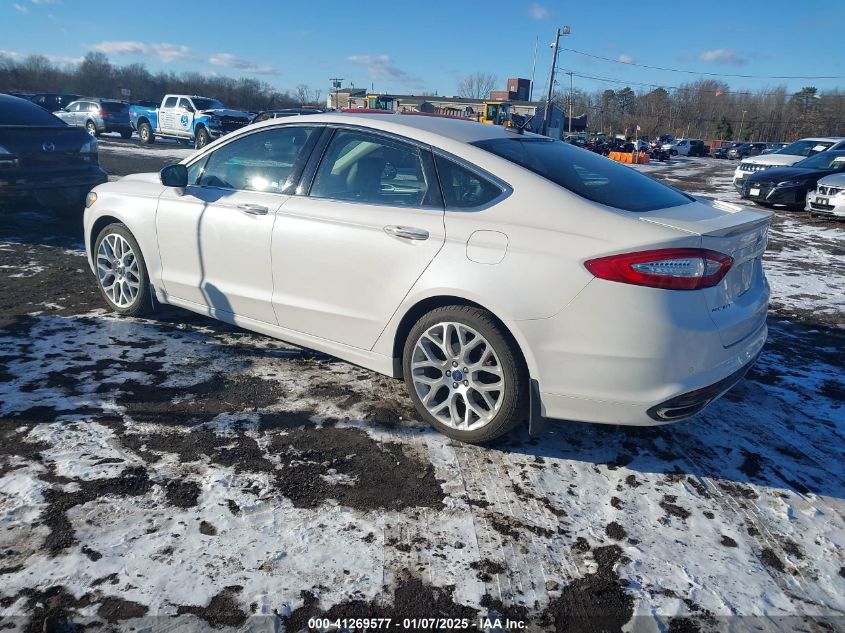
[457, 72, 498, 99]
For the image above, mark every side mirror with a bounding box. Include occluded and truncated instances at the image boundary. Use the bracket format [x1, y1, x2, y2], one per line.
[160, 163, 188, 188]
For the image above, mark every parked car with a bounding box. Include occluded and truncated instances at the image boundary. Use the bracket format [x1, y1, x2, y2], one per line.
[762, 142, 788, 154]
[29, 93, 81, 112]
[728, 142, 768, 160]
[251, 108, 324, 124]
[130, 94, 251, 148]
[0, 94, 107, 209]
[655, 133, 674, 146]
[713, 143, 742, 159]
[742, 150, 845, 210]
[733, 137, 845, 189]
[53, 98, 132, 138]
[663, 138, 708, 157]
[807, 172, 845, 219]
[83, 114, 771, 443]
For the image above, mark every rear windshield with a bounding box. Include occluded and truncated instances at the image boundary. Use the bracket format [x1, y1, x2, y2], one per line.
[777, 140, 834, 157]
[0, 97, 66, 127]
[473, 136, 692, 212]
[101, 101, 128, 113]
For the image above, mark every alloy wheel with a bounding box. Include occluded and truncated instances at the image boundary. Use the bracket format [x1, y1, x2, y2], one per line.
[410, 322, 504, 431]
[96, 233, 141, 308]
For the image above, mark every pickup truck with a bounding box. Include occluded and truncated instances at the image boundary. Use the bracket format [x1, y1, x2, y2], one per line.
[129, 95, 251, 148]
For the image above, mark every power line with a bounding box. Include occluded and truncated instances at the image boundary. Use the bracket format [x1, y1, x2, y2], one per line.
[559, 47, 841, 80]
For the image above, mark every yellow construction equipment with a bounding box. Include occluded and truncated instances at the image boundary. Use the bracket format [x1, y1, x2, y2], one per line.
[365, 94, 397, 111]
[479, 101, 512, 126]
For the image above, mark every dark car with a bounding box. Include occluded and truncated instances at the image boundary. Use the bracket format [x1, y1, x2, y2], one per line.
[728, 142, 768, 160]
[0, 94, 107, 209]
[742, 150, 845, 210]
[29, 93, 82, 113]
[713, 142, 742, 159]
[250, 108, 323, 124]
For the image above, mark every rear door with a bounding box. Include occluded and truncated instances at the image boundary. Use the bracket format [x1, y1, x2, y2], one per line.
[270, 127, 446, 349]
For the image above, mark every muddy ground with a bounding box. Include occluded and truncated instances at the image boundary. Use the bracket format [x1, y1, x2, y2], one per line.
[0, 144, 843, 632]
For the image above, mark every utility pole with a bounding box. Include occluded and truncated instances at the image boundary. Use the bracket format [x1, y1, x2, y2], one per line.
[566, 71, 574, 136]
[542, 25, 569, 137]
[330, 78, 344, 110]
[738, 109, 747, 142]
[529, 36, 538, 101]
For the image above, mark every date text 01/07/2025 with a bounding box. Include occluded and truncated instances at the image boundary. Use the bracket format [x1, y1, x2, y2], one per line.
[306, 617, 528, 630]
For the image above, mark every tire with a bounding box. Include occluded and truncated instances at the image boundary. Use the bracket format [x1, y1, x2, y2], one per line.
[120, 130, 132, 139]
[670, 149, 678, 156]
[138, 121, 155, 145]
[93, 223, 155, 317]
[402, 305, 527, 444]
[195, 126, 210, 149]
[85, 120, 99, 137]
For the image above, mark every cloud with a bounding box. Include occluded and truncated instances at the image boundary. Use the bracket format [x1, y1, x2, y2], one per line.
[618, 54, 635, 64]
[90, 41, 194, 62]
[698, 49, 746, 66]
[13, 3, 28, 13]
[347, 54, 421, 87]
[31, 0, 60, 4]
[209, 53, 277, 75]
[0, 49, 81, 64]
[528, 3, 549, 19]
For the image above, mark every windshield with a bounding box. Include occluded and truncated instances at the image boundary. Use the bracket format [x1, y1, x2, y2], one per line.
[777, 140, 834, 157]
[473, 136, 693, 212]
[191, 97, 225, 110]
[793, 151, 845, 171]
[0, 98, 66, 126]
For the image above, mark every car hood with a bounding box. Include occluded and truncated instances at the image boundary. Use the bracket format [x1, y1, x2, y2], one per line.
[742, 153, 803, 167]
[817, 172, 845, 187]
[748, 166, 831, 184]
[120, 172, 161, 184]
[199, 108, 250, 119]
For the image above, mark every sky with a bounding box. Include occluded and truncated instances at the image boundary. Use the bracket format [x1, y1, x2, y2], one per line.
[2, 0, 843, 99]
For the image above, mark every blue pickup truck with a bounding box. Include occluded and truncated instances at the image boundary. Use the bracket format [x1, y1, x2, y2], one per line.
[129, 94, 251, 148]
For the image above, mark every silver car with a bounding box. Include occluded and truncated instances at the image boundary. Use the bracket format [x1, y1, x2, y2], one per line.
[54, 99, 133, 139]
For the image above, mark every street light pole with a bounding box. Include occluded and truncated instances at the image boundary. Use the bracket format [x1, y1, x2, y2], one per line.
[566, 71, 574, 136]
[542, 25, 569, 137]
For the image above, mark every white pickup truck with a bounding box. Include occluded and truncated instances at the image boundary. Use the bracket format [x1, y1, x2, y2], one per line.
[129, 95, 251, 148]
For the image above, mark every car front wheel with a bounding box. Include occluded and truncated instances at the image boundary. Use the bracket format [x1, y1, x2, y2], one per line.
[94, 223, 154, 317]
[402, 306, 527, 443]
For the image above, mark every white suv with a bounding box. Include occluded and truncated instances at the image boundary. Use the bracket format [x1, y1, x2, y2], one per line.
[733, 137, 845, 189]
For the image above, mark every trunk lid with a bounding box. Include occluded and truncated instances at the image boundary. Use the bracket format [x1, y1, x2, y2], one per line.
[640, 199, 772, 347]
[0, 126, 95, 172]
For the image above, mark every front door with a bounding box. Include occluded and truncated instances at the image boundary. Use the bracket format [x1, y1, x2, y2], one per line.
[271, 128, 445, 350]
[156, 125, 322, 323]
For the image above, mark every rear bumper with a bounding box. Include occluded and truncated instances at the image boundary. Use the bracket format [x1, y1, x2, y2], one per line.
[513, 278, 768, 426]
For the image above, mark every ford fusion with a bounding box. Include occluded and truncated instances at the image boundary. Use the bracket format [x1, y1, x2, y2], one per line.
[83, 114, 771, 443]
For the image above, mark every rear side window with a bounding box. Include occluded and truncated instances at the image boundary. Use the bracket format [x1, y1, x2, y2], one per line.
[473, 137, 692, 212]
[163, 96, 177, 108]
[434, 154, 502, 209]
[0, 97, 65, 126]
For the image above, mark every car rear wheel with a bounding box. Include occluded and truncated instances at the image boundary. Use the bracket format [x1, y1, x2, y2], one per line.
[138, 122, 154, 145]
[94, 223, 154, 317]
[402, 306, 527, 444]
[120, 130, 132, 139]
[85, 120, 99, 137]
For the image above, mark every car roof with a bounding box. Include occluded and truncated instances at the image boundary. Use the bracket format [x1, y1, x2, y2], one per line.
[798, 137, 845, 142]
[249, 111, 522, 145]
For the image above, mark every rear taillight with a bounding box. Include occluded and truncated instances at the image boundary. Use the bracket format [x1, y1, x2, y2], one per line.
[584, 248, 733, 290]
[99, 111, 107, 117]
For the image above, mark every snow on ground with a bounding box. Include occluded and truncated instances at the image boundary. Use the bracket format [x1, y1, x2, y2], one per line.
[0, 155, 843, 631]
[97, 138, 196, 162]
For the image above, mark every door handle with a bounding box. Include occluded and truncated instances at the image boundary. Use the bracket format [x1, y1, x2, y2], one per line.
[384, 225, 429, 241]
[237, 204, 269, 216]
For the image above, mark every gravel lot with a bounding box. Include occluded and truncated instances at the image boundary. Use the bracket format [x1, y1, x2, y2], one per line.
[1, 138, 843, 632]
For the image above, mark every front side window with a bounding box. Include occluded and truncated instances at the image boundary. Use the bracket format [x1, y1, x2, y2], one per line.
[434, 154, 502, 209]
[66, 102, 82, 112]
[195, 126, 318, 192]
[310, 129, 434, 207]
[474, 137, 693, 213]
[178, 98, 193, 111]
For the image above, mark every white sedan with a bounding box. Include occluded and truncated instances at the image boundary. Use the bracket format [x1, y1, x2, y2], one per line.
[83, 113, 771, 443]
